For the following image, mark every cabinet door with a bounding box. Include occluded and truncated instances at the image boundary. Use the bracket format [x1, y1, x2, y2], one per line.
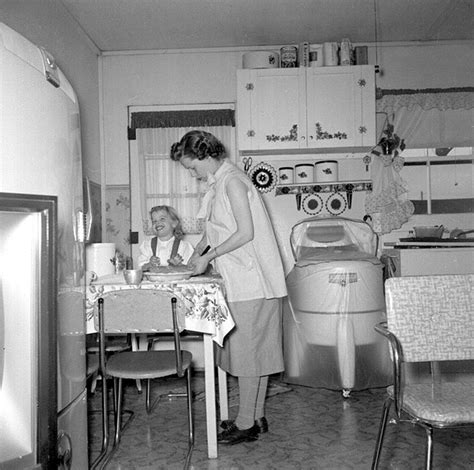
[236, 69, 306, 150]
[306, 65, 375, 149]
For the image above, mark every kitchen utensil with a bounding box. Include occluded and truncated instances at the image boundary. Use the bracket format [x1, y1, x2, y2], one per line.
[302, 194, 323, 215]
[123, 269, 143, 285]
[249, 162, 277, 193]
[326, 193, 347, 215]
[242, 156, 253, 174]
[413, 225, 444, 239]
[345, 184, 354, 209]
[296, 193, 302, 211]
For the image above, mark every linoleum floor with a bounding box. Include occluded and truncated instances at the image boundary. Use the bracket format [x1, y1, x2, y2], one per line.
[88, 373, 474, 470]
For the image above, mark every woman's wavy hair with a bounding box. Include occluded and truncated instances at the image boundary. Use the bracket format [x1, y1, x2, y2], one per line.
[170, 130, 226, 162]
[149, 205, 184, 239]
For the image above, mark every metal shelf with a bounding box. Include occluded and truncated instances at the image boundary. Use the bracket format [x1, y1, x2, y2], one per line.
[275, 180, 372, 196]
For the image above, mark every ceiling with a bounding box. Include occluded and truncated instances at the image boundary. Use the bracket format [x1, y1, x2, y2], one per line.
[59, 0, 473, 52]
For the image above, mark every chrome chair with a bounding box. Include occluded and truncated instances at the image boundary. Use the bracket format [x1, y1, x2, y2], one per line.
[372, 274, 474, 470]
[94, 289, 194, 469]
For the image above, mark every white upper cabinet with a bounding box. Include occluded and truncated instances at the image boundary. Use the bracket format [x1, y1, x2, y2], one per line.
[236, 65, 376, 152]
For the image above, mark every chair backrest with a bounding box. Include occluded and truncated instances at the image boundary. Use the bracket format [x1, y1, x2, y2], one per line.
[95, 289, 186, 334]
[385, 274, 474, 363]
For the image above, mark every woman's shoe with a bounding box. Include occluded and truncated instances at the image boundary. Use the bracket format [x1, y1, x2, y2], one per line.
[217, 423, 259, 445]
[220, 417, 268, 434]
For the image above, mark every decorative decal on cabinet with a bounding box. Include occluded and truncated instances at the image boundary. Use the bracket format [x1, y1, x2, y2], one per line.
[314, 122, 347, 140]
[266, 124, 298, 142]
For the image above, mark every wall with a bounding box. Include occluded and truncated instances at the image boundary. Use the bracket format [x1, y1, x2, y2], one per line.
[0, 0, 101, 185]
[101, 40, 473, 186]
[101, 40, 472, 264]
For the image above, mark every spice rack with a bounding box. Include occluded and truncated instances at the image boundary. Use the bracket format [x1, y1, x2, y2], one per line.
[275, 180, 372, 196]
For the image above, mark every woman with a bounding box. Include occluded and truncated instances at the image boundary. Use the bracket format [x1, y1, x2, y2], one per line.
[170, 130, 287, 445]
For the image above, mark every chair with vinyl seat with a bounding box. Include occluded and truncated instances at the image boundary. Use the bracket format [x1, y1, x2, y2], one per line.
[86, 334, 131, 394]
[371, 274, 474, 470]
[95, 289, 194, 469]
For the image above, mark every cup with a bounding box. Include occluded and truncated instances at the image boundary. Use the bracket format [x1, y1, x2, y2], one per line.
[123, 269, 143, 285]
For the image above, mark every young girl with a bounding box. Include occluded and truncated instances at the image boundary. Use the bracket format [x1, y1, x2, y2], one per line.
[137, 205, 194, 269]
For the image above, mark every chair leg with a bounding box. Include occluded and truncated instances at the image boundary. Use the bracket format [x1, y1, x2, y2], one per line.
[184, 366, 194, 470]
[114, 378, 124, 446]
[146, 379, 151, 413]
[371, 396, 392, 469]
[425, 426, 434, 470]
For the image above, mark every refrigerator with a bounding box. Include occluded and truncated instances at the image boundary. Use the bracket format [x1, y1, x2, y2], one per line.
[0, 22, 89, 468]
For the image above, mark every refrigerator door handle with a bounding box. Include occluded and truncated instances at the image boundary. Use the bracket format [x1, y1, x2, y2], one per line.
[84, 176, 93, 242]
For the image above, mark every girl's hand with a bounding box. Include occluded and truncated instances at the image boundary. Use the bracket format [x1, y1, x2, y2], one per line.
[150, 255, 160, 265]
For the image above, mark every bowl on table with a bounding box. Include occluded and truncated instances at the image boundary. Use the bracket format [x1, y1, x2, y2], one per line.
[123, 269, 143, 285]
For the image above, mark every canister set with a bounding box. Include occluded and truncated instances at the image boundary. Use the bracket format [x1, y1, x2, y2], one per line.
[279, 161, 339, 185]
[242, 38, 368, 69]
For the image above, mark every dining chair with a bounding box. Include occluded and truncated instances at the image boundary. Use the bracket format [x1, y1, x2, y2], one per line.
[86, 334, 131, 394]
[371, 274, 474, 470]
[95, 289, 194, 469]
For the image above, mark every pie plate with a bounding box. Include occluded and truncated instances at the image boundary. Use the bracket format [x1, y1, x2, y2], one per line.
[143, 270, 194, 282]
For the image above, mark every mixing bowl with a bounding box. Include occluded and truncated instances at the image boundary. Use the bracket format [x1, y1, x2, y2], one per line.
[123, 269, 143, 285]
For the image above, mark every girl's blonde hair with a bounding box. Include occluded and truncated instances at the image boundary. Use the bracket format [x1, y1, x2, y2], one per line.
[149, 205, 184, 239]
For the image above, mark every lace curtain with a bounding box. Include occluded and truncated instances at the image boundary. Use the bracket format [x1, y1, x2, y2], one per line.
[135, 123, 233, 235]
[365, 88, 473, 234]
[376, 88, 474, 148]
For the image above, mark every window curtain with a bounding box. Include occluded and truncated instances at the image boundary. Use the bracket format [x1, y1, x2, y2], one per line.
[134, 116, 233, 236]
[365, 87, 473, 234]
[376, 87, 474, 148]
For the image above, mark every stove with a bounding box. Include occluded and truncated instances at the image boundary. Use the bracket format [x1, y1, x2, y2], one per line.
[386, 238, 474, 249]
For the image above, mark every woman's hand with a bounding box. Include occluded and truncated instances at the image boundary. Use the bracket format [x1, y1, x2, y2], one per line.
[168, 254, 184, 266]
[189, 255, 209, 275]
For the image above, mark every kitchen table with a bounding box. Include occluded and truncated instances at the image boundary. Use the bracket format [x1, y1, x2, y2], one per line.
[85, 273, 234, 459]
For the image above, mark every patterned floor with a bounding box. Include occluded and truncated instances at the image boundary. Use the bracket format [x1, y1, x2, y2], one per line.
[88, 373, 474, 470]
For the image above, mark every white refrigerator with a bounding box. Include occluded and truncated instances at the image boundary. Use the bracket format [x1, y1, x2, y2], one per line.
[0, 22, 89, 468]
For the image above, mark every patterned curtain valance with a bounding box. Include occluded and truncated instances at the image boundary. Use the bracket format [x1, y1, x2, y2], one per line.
[376, 87, 474, 112]
[130, 109, 235, 129]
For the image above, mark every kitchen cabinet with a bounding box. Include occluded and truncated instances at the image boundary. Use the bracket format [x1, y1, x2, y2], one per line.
[236, 65, 376, 152]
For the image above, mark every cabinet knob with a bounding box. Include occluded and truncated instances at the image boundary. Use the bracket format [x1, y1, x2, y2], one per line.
[301, 135, 306, 141]
[247, 130, 255, 137]
[358, 79, 366, 87]
[359, 126, 367, 134]
[245, 83, 254, 90]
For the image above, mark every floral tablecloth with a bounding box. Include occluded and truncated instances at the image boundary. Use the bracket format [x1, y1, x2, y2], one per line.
[85, 273, 235, 346]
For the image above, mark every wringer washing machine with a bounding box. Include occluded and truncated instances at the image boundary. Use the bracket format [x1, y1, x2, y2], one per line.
[283, 216, 391, 396]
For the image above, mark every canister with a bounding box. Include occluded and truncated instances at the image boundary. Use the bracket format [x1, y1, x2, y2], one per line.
[314, 160, 338, 182]
[242, 51, 280, 69]
[295, 164, 314, 184]
[279, 167, 294, 184]
[280, 46, 298, 68]
[323, 42, 339, 66]
[309, 44, 324, 67]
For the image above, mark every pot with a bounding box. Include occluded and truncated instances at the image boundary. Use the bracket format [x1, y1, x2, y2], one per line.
[413, 225, 444, 239]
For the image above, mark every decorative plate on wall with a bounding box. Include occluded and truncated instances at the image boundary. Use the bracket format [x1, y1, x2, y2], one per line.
[326, 192, 347, 215]
[302, 194, 323, 215]
[249, 162, 278, 193]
